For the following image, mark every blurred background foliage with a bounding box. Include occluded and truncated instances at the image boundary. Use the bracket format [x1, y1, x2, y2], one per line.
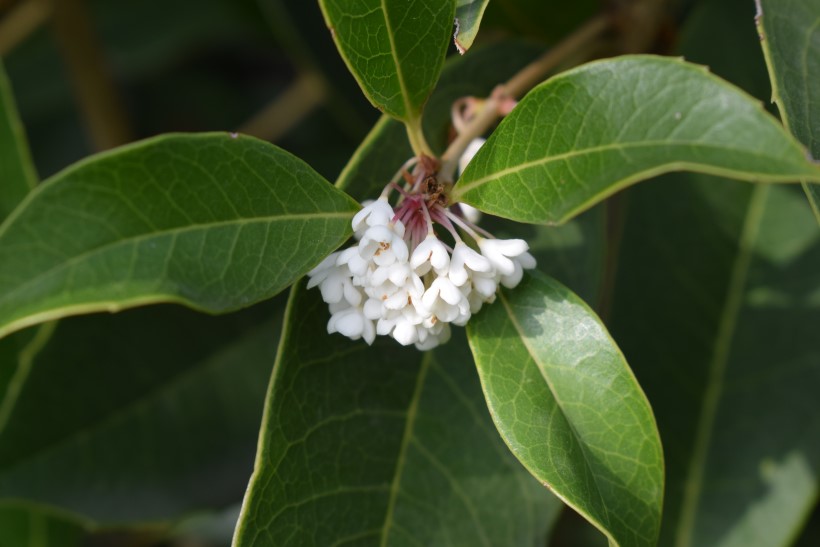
[0, 0, 818, 545]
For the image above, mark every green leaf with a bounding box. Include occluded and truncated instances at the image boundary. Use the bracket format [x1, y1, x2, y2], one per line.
[317, 0, 456, 124]
[0, 504, 86, 547]
[757, 0, 820, 222]
[232, 43, 606, 545]
[334, 38, 609, 301]
[454, 0, 491, 53]
[467, 271, 664, 547]
[336, 41, 542, 200]
[453, 55, 820, 225]
[0, 133, 359, 339]
[757, 0, 820, 159]
[0, 303, 280, 523]
[233, 282, 561, 546]
[336, 115, 413, 199]
[610, 176, 820, 547]
[0, 61, 37, 223]
[605, 6, 820, 544]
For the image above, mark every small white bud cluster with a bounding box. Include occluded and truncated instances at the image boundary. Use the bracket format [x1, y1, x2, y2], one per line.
[307, 196, 535, 351]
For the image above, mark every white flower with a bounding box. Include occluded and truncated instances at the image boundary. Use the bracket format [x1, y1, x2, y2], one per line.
[336, 246, 369, 277]
[352, 197, 394, 232]
[459, 203, 482, 224]
[308, 183, 536, 351]
[422, 276, 470, 324]
[306, 252, 362, 306]
[392, 317, 420, 346]
[411, 234, 450, 275]
[306, 251, 340, 279]
[415, 322, 451, 351]
[499, 251, 536, 288]
[359, 221, 409, 267]
[449, 241, 492, 286]
[327, 304, 375, 345]
[458, 138, 485, 175]
[469, 269, 498, 299]
[478, 238, 530, 276]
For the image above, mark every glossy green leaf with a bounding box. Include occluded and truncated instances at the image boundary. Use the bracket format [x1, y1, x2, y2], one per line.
[233, 282, 561, 546]
[453, 55, 820, 225]
[610, 176, 820, 547]
[317, 0, 456, 123]
[604, 5, 820, 544]
[0, 133, 359, 339]
[336, 115, 413, 199]
[467, 271, 664, 547]
[757, 0, 820, 222]
[336, 41, 542, 199]
[0, 504, 86, 547]
[334, 40, 607, 302]
[0, 303, 281, 524]
[454, 0, 491, 53]
[232, 43, 609, 545]
[0, 61, 37, 223]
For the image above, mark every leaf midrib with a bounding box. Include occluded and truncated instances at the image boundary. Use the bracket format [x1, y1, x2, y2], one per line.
[0, 322, 56, 437]
[454, 140, 815, 196]
[0, 323, 271, 478]
[672, 184, 769, 547]
[380, 0, 416, 122]
[496, 290, 618, 546]
[379, 352, 430, 547]
[0, 211, 353, 309]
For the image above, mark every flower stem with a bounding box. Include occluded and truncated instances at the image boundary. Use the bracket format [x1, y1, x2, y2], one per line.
[404, 115, 434, 158]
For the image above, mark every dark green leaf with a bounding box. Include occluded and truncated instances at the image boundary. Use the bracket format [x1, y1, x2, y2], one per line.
[454, 55, 820, 225]
[757, 0, 820, 158]
[467, 271, 664, 547]
[0, 133, 358, 339]
[0, 61, 37, 223]
[317, 0, 456, 124]
[0, 303, 281, 524]
[0, 503, 86, 547]
[233, 283, 561, 546]
[605, 6, 820, 544]
[336, 115, 413, 199]
[454, 0, 491, 53]
[610, 176, 820, 547]
[334, 39, 608, 302]
[757, 0, 820, 222]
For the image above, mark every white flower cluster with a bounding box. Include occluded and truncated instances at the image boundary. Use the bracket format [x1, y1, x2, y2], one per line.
[307, 197, 535, 350]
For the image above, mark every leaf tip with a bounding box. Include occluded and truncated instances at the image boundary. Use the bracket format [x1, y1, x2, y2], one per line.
[453, 18, 467, 55]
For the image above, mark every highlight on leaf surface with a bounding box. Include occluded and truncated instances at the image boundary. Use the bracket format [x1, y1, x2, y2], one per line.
[318, 0, 456, 125]
[0, 133, 359, 339]
[454, 55, 820, 225]
[467, 271, 664, 547]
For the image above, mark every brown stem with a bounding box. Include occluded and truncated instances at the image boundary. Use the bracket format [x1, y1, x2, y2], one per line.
[505, 14, 610, 98]
[239, 71, 326, 142]
[439, 13, 611, 179]
[0, 0, 51, 56]
[50, 0, 131, 150]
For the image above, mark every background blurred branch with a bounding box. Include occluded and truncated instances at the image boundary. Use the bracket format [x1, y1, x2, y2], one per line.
[0, 0, 50, 57]
[238, 70, 326, 142]
[50, 0, 131, 150]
